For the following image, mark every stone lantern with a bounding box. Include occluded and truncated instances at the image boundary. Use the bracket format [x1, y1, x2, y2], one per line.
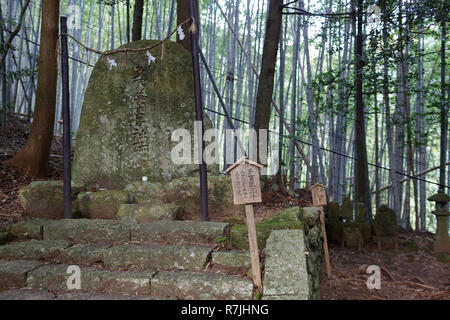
[427, 190, 450, 254]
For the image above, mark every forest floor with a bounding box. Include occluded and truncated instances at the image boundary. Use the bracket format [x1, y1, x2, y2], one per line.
[0, 115, 448, 300]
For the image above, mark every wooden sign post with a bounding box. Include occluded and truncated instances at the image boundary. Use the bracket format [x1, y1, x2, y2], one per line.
[310, 183, 332, 279]
[226, 157, 263, 291]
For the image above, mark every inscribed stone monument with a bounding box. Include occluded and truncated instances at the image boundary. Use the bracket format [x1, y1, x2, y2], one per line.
[72, 40, 214, 189]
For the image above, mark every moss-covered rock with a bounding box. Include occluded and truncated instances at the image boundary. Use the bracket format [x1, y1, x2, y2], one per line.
[264, 206, 301, 223]
[299, 207, 320, 226]
[77, 190, 129, 219]
[357, 222, 372, 242]
[326, 202, 340, 221]
[341, 197, 353, 221]
[18, 181, 84, 219]
[356, 202, 367, 222]
[225, 216, 245, 226]
[373, 205, 398, 237]
[117, 203, 182, 222]
[72, 40, 217, 189]
[125, 175, 244, 218]
[230, 220, 303, 250]
[9, 219, 50, 240]
[326, 220, 344, 242]
[342, 223, 363, 250]
[0, 232, 11, 245]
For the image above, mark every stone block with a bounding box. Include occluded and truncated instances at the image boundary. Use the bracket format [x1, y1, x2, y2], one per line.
[151, 271, 253, 300]
[0, 260, 43, 290]
[263, 230, 309, 299]
[117, 203, 182, 222]
[77, 190, 129, 219]
[18, 181, 83, 219]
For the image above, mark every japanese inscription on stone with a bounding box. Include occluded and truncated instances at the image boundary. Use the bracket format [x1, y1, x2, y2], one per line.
[131, 66, 148, 152]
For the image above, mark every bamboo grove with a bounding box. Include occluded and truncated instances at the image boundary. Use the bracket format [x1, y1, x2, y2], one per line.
[0, 0, 448, 232]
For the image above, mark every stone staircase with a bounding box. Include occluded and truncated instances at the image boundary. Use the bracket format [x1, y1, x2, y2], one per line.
[0, 218, 254, 300]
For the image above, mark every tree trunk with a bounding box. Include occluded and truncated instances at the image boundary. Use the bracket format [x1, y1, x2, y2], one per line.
[353, 0, 372, 219]
[132, 0, 144, 41]
[177, 0, 199, 53]
[254, 0, 282, 163]
[3, 0, 59, 177]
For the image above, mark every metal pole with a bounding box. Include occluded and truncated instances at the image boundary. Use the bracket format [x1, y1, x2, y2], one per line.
[189, 0, 209, 221]
[60, 17, 72, 219]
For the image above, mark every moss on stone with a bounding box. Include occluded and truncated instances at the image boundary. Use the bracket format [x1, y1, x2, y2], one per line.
[355, 202, 366, 222]
[326, 202, 340, 221]
[357, 222, 372, 242]
[230, 220, 303, 250]
[72, 40, 216, 189]
[326, 221, 344, 242]
[225, 216, 245, 226]
[341, 197, 353, 221]
[0, 232, 11, 245]
[18, 181, 83, 219]
[342, 223, 363, 250]
[125, 175, 244, 218]
[373, 205, 398, 237]
[263, 207, 300, 223]
[77, 190, 129, 219]
[299, 207, 320, 227]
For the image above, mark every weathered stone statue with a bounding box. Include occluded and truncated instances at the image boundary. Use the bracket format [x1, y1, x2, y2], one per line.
[373, 205, 398, 251]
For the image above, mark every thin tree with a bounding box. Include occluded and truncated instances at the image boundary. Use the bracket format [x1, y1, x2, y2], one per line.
[353, 0, 372, 219]
[132, 0, 144, 41]
[177, 0, 199, 53]
[3, 0, 60, 177]
[254, 0, 283, 163]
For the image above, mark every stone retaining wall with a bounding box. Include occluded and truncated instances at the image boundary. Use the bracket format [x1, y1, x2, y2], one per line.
[230, 206, 324, 300]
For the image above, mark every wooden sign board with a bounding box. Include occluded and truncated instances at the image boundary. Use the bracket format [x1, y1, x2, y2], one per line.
[310, 183, 327, 207]
[225, 157, 264, 290]
[226, 158, 263, 205]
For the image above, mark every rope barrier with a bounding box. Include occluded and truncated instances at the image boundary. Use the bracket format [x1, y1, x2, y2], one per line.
[58, 18, 194, 56]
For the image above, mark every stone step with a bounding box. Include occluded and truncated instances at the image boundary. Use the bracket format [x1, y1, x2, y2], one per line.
[0, 289, 165, 300]
[26, 264, 155, 295]
[0, 240, 71, 261]
[102, 244, 212, 271]
[150, 271, 254, 300]
[0, 240, 213, 272]
[0, 259, 44, 290]
[117, 203, 182, 222]
[211, 250, 251, 273]
[262, 230, 309, 300]
[1, 261, 253, 300]
[0, 289, 55, 300]
[8, 219, 228, 247]
[130, 220, 228, 246]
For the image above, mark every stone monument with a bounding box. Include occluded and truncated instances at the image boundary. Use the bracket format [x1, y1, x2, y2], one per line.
[72, 40, 215, 189]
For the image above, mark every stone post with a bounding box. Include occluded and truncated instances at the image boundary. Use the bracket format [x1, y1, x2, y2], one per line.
[428, 190, 450, 254]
